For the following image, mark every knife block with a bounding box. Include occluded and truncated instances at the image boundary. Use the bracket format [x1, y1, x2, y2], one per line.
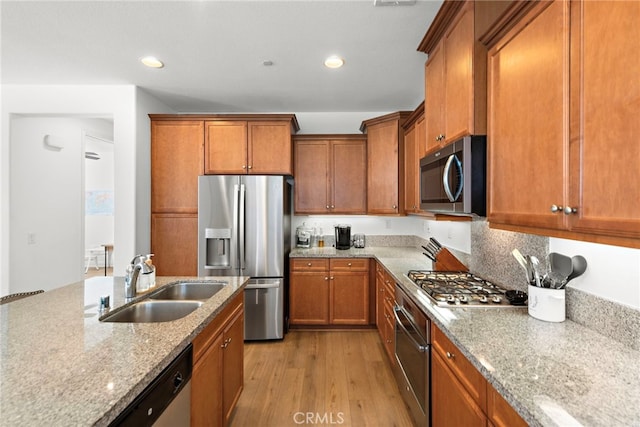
[434, 248, 469, 272]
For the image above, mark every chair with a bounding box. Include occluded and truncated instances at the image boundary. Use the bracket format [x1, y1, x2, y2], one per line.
[85, 247, 102, 273]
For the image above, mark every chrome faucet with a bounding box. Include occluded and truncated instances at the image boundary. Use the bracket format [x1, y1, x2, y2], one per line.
[124, 255, 154, 299]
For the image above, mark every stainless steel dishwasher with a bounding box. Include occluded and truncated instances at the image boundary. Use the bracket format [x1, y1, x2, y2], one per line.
[109, 344, 192, 426]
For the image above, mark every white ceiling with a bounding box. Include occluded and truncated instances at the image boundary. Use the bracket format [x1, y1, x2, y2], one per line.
[1, 0, 442, 113]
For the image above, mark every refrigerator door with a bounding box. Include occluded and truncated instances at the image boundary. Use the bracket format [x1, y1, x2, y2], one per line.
[244, 278, 283, 340]
[198, 176, 241, 276]
[241, 176, 285, 277]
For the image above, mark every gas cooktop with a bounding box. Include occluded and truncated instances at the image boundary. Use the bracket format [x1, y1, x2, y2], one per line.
[407, 270, 523, 307]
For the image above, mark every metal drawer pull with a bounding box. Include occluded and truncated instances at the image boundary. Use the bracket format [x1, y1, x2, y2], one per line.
[446, 351, 455, 359]
[393, 306, 428, 353]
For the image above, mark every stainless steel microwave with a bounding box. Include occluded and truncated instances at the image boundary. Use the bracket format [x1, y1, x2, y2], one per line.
[419, 136, 486, 216]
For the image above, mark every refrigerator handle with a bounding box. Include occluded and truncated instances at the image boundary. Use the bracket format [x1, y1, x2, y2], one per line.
[239, 183, 246, 270]
[232, 183, 240, 270]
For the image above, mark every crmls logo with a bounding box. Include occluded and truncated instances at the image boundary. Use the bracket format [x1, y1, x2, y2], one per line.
[293, 412, 345, 424]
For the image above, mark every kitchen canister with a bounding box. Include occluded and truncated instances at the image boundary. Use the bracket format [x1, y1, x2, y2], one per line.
[528, 285, 566, 322]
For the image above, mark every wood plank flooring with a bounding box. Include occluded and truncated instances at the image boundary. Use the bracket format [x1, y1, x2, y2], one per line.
[230, 330, 415, 427]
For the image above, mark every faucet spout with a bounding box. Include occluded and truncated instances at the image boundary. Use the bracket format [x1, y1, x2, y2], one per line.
[124, 255, 154, 299]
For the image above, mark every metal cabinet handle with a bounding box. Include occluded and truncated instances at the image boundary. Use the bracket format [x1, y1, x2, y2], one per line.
[325, 277, 329, 280]
[242, 165, 246, 169]
[392, 205, 397, 209]
[347, 262, 352, 267]
[330, 276, 334, 280]
[326, 205, 330, 209]
[247, 165, 252, 169]
[446, 351, 455, 359]
[550, 204, 563, 213]
[563, 206, 577, 215]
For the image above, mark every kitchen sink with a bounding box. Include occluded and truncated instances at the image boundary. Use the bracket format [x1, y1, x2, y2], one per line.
[148, 282, 227, 301]
[101, 300, 204, 323]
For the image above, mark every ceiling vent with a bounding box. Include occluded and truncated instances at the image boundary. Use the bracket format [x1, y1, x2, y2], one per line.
[85, 151, 100, 160]
[373, 0, 416, 6]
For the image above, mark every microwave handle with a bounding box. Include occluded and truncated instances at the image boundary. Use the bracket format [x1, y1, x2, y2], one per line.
[443, 154, 463, 202]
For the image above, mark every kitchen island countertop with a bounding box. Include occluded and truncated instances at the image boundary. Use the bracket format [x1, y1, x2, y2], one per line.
[292, 245, 640, 427]
[0, 275, 249, 426]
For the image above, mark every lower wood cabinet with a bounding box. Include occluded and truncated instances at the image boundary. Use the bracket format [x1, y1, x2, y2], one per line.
[375, 261, 396, 363]
[191, 292, 244, 426]
[431, 323, 526, 427]
[289, 258, 370, 326]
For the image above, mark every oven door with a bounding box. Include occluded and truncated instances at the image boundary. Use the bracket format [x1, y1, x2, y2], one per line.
[394, 305, 430, 425]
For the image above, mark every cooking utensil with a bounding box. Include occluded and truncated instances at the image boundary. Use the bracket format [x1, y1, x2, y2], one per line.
[422, 251, 436, 262]
[564, 255, 587, 286]
[530, 255, 542, 288]
[512, 249, 532, 284]
[429, 237, 443, 250]
[547, 252, 572, 289]
[505, 289, 528, 306]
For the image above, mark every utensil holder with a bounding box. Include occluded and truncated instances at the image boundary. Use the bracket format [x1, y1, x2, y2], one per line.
[528, 285, 565, 322]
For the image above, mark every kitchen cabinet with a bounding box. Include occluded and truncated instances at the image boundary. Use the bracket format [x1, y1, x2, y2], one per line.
[484, 0, 640, 247]
[204, 118, 297, 175]
[403, 103, 425, 214]
[151, 120, 204, 213]
[150, 214, 198, 276]
[289, 258, 370, 326]
[419, 1, 493, 151]
[293, 135, 367, 215]
[431, 323, 526, 427]
[375, 262, 395, 364]
[192, 292, 244, 427]
[150, 119, 203, 275]
[361, 112, 411, 215]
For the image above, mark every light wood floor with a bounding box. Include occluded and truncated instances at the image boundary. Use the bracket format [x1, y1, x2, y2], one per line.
[230, 330, 415, 427]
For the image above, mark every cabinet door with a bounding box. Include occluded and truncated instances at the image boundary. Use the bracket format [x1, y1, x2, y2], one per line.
[330, 272, 369, 325]
[248, 121, 292, 175]
[223, 309, 244, 425]
[332, 139, 367, 214]
[432, 351, 487, 427]
[204, 121, 248, 174]
[191, 333, 223, 427]
[416, 116, 427, 161]
[289, 272, 329, 325]
[151, 120, 203, 213]
[487, 382, 527, 427]
[568, 0, 640, 239]
[151, 214, 197, 276]
[425, 44, 445, 153]
[487, 0, 568, 230]
[404, 125, 419, 213]
[367, 120, 401, 214]
[375, 267, 386, 337]
[294, 140, 330, 214]
[444, 2, 475, 143]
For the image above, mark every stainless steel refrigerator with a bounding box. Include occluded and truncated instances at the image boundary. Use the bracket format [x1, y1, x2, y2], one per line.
[198, 175, 291, 340]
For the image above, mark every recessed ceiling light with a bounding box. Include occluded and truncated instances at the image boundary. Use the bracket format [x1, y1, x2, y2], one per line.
[324, 55, 345, 69]
[141, 56, 164, 68]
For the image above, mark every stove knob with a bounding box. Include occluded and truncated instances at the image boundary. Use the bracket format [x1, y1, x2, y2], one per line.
[446, 295, 456, 304]
[479, 295, 488, 303]
[492, 296, 502, 304]
[459, 295, 468, 304]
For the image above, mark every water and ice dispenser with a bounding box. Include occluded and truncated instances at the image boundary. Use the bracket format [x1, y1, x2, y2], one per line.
[205, 228, 231, 268]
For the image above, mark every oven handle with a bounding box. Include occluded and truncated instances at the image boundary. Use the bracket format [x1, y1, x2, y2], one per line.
[394, 306, 428, 353]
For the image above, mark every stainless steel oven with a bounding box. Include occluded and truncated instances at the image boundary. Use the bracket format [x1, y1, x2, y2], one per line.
[394, 286, 430, 426]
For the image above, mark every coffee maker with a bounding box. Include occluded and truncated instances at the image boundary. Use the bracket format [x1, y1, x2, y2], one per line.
[335, 224, 351, 250]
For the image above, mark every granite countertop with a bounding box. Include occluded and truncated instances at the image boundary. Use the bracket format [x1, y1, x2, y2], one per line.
[0, 275, 249, 427]
[292, 246, 640, 427]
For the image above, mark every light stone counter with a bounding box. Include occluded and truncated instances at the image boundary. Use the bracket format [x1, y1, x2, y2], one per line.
[292, 246, 640, 426]
[0, 275, 249, 427]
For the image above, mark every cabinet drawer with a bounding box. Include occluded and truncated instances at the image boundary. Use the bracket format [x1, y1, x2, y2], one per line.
[432, 325, 487, 410]
[291, 258, 329, 272]
[330, 258, 369, 272]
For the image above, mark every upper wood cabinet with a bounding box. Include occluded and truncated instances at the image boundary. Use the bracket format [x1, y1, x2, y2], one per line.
[204, 117, 299, 175]
[420, 1, 510, 152]
[361, 112, 411, 215]
[293, 135, 367, 215]
[403, 103, 425, 214]
[484, 0, 640, 247]
[151, 120, 204, 213]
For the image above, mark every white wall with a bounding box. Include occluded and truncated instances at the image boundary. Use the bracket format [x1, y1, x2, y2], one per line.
[0, 85, 173, 296]
[295, 112, 390, 134]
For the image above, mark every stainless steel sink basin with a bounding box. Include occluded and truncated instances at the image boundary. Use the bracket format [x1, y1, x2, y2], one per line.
[101, 300, 203, 323]
[149, 282, 226, 301]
